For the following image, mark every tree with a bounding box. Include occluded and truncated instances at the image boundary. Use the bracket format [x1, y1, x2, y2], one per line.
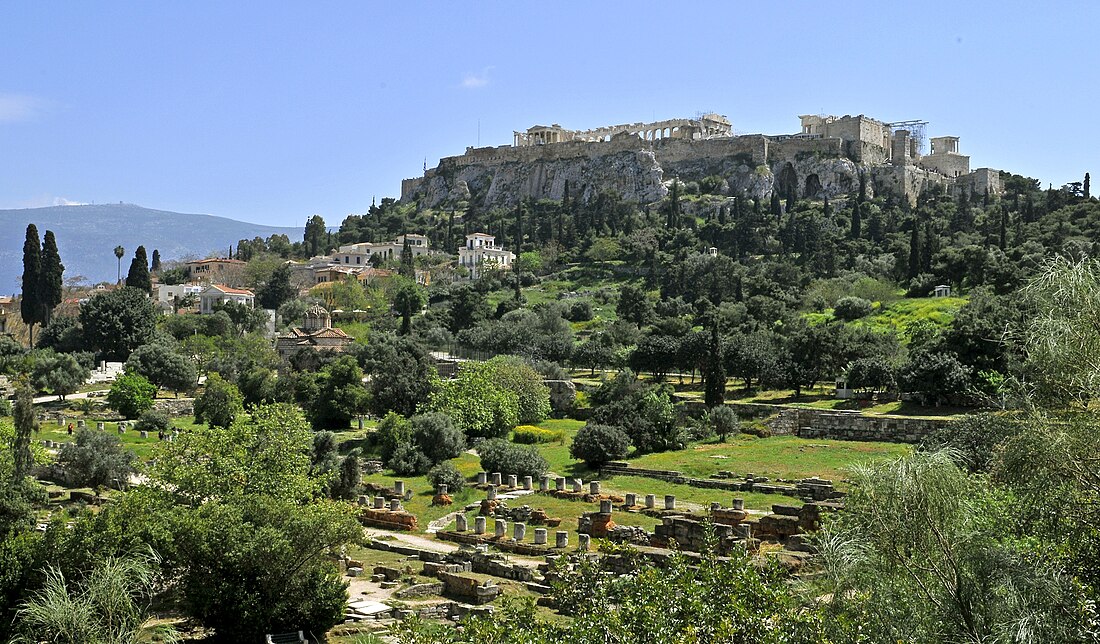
[427, 461, 465, 493]
[124, 342, 197, 397]
[55, 428, 136, 489]
[428, 361, 520, 439]
[31, 351, 89, 401]
[193, 373, 244, 428]
[399, 236, 414, 278]
[616, 283, 653, 327]
[124, 246, 151, 294]
[16, 555, 175, 644]
[303, 356, 369, 429]
[35, 315, 83, 354]
[410, 412, 465, 465]
[79, 287, 158, 361]
[569, 423, 630, 468]
[113, 245, 125, 283]
[816, 451, 1085, 643]
[38, 230, 64, 327]
[393, 280, 425, 335]
[571, 333, 616, 376]
[146, 403, 360, 640]
[304, 214, 327, 257]
[107, 373, 157, 419]
[11, 382, 36, 481]
[709, 405, 739, 442]
[481, 356, 551, 425]
[447, 284, 487, 333]
[150, 248, 161, 273]
[257, 263, 295, 310]
[362, 335, 437, 418]
[898, 349, 971, 406]
[703, 324, 726, 408]
[20, 224, 42, 344]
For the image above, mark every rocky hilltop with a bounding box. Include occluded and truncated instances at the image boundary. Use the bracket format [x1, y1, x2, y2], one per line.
[401, 114, 1001, 210]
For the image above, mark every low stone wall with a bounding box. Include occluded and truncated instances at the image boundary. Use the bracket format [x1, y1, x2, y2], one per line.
[788, 409, 949, 443]
[600, 462, 841, 502]
[358, 508, 418, 531]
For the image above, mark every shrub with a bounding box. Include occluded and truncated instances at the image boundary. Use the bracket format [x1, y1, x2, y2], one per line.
[388, 442, 431, 476]
[477, 438, 549, 478]
[107, 372, 157, 419]
[569, 424, 631, 468]
[193, 373, 244, 428]
[566, 300, 594, 322]
[55, 428, 136, 488]
[0, 398, 11, 416]
[410, 412, 465, 465]
[512, 425, 564, 444]
[833, 296, 873, 321]
[710, 406, 739, 442]
[134, 409, 171, 435]
[427, 461, 466, 493]
[374, 412, 412, 462]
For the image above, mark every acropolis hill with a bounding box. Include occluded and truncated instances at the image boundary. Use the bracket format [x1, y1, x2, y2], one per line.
[400, 113, 1001, 209]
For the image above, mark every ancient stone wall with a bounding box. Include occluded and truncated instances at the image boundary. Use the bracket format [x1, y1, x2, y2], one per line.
[788, 409, 949, 443]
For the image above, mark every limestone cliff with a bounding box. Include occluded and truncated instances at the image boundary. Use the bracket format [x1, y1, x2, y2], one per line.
[404, 135, 875, 210]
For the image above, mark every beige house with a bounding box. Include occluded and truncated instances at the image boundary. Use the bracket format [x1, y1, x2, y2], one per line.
[336, 234, 433, 267]
[185, 258, 247, 286]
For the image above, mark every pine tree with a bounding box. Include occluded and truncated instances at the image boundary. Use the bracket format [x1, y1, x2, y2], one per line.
[125, 246, 152, 293]
[38, 230, 64, 327]
[21, 224, 42, 344]
[151, 249, 161, 272]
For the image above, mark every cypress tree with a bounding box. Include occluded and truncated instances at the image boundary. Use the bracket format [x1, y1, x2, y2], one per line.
[908, 222, 920, 280]
[12, 380, 36, 481]
[703, 322, 726, 408]
[850, 200, 862, 239]
[151, 249, 161, 272]
[38, 230, 64, 327]
[770, 191, 782, 220]
[1085, 172, 1091, 200]
[998, 205, 1008, 250]
[125, 246, 152, 293]
[20, 224, 42, 344]
[399, 237, 414, 279]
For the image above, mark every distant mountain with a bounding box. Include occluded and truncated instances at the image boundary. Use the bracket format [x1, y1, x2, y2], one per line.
[0, 204, 302, 294]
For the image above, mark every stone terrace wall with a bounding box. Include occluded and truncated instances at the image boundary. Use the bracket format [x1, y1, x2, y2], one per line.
[790, 409, 949, 443]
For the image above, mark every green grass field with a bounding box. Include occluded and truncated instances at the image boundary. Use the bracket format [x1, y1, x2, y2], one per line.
[625, 434, 911, 485]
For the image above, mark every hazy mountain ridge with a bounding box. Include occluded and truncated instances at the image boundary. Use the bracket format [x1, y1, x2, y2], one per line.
[0, 204, 301, 294]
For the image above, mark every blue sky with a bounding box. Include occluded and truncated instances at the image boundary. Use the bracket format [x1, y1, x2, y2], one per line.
[1, 1, 1096, 228]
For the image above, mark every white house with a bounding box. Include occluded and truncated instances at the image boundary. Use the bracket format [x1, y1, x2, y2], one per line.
[199, 284, 255, 314]
[458, 233, 514, 279]
[336, 234, 433, 266]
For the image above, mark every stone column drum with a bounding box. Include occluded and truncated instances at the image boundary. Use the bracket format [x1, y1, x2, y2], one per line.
[474, 516, 486, 534]
[555, 531, 569, 548]
[533, 528, 548, 545]
[455, 513, 468, 532]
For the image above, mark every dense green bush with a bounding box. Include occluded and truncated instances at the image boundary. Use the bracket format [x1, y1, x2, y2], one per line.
[388, 442, 431, 476]
[410, 412, 465, 464]
[134, 409, 170, 435]
[477, 438, 549, 478]
[194, 373, 244, 429]
[55, 428, 135, 489]
[512, 425, 564, 444]
[107, 372, 157, 420]
[569, 424, 631, 468]
[373, 412, 412, 462]
[427, 461, 466, 493]
[833, 296, 874, 321]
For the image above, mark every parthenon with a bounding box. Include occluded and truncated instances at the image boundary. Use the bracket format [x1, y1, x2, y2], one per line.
[513, 113, 732, 147]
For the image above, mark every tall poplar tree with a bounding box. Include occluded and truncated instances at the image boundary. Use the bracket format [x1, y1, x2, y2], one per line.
[38, 230, 64, 327]
[20, 224, 42, 344]
[125, 246, 152, 294]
